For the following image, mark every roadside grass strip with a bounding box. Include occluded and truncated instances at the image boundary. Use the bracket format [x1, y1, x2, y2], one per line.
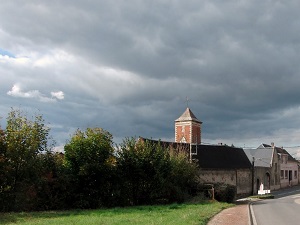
[0, 201, 232, 225]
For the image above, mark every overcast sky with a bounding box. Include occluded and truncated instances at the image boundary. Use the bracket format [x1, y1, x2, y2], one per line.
[1, 1, 300, 156]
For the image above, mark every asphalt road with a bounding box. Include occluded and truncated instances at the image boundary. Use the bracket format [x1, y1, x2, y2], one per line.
[251, 186, 300, 225]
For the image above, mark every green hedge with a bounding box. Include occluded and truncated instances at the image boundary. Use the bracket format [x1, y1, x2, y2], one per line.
[214, 183, 236, 203]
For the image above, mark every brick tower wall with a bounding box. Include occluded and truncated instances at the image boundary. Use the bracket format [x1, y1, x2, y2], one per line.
[175, 122, 191, 143]
[175, 121, 201, 144]
[191, 123, 201, 144]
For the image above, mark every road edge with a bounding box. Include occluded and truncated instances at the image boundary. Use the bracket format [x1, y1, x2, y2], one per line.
[248, 201, 258, 225]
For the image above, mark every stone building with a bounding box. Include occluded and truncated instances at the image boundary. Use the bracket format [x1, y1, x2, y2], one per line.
[244, 144, 281, 194]
[192, 144, 253, 197]
[174, 107, 253, 197]
[276, 146, 299, 188]
[142, 107, 299, 197]
[244, 143, 299, 193]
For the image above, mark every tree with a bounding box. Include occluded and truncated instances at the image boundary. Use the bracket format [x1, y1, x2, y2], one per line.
[64, 127, 116, 208]
[0, 126, 8, 211]
[2, 108, 52, 211]
[36, 151, 71, 210]
[167, 147, 199, 202]
[116, 138, 171, 205]
[116, 138, 199, 205]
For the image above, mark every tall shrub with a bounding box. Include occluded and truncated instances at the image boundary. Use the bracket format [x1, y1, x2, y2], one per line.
[116, 138, 198, 205]
[64, 128, 116, 208]
[116, 138, 171, 205]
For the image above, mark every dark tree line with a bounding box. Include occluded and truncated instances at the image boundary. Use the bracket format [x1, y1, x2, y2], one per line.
[0, 109, 198, 212]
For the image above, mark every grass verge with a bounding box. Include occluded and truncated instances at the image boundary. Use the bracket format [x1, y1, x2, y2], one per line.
[249, 194, 274, 199]
[0, 201, 232, 225]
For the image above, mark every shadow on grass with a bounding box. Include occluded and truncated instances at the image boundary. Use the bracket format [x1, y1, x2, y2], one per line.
[0, 210, 88, 224]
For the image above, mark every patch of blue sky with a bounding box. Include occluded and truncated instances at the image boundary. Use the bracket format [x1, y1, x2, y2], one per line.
[0, 48, 15, 58]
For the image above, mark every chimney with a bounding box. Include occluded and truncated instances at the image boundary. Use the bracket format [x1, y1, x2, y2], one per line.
[271, 142, 274, 147]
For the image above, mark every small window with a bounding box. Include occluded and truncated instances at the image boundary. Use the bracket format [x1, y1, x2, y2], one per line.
[295, 171, 298, 179]
[191, 147, 197, 155]
[281, 155, 288, 164]
[285, 170, 288, 179]
[281, 170, 284, 179]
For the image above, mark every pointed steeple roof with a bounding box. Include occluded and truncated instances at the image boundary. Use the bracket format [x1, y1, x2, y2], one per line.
[175, 108, 202, 123]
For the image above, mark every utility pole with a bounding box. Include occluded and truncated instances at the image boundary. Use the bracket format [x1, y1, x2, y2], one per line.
[189, 142, 192, 162]
[252, 157, 255, 196]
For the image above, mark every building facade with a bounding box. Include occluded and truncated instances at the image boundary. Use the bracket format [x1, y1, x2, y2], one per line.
[277, 147, 299, 188]
[244, 144, 281, 193]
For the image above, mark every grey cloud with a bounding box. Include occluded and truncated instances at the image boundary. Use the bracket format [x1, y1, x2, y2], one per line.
[1, 1, 300, 152]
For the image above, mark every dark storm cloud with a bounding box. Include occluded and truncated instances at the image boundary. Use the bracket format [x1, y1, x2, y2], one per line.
[1, 1, 300, 153]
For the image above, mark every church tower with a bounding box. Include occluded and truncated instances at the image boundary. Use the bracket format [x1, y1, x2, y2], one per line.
[175, 108, 202, 144]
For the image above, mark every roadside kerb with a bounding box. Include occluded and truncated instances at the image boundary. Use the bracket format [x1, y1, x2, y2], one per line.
[248, 199, 262, 225]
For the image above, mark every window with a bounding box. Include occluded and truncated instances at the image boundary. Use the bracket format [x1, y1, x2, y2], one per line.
[191, 146, 197, 155]
[285, 170, 288, 179]
[281, 170, 284, 179]
[295, 171, 298, 179]
[281, 155, 288, 164]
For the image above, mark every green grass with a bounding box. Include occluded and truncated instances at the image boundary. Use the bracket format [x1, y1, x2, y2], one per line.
[249, 194, 274, 199]
[0, 201, 232, 225]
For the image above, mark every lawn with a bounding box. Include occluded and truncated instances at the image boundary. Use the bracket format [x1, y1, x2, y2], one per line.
[0, 201, 232, 225]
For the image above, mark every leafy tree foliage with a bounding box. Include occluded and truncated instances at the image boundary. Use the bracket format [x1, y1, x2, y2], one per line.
[0, 126, 8, 210]
[35, 151, 72, 210]
[0, 109, 199, 211]
[116, 138, 198, 205]
[167, 148, 199, 202]
[64, 128, 116, 208]
[0, 109, 52, 211]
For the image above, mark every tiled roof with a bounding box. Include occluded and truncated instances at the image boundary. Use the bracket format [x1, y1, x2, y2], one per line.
[175, 108, 202, 123]
[243, 148, 273, 167]
[244, 144, 298, 167]
[138, 137, 189, 150]
[276, 147, 298, 163]
[139, 137, 251, 169]
[192, 145, 252, 169]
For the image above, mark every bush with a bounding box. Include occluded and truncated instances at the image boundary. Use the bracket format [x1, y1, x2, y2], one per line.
[192, 184, 215, 200]
[214, 183, 236, 203]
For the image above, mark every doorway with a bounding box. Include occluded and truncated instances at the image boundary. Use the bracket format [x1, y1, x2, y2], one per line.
[289, 170, 293, 186]
[265, 173, 270, 189]
[256, 178, 260, 193]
